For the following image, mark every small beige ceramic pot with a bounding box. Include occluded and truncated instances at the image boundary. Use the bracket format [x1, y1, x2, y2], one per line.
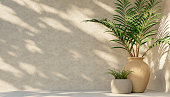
[111, 79, 132, 94]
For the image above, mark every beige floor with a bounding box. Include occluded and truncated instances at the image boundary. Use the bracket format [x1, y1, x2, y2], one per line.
[0, 90, 169, 97]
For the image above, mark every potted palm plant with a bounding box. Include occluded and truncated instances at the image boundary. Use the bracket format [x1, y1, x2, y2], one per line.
[107, 69, 132, 94]
[86, 0, 170, 93]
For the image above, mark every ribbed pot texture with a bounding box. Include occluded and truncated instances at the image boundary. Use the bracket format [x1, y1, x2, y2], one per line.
[124, 57, 150, 93]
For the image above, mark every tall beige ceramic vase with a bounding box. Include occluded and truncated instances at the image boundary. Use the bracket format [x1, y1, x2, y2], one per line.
[124, 57, 150, 93]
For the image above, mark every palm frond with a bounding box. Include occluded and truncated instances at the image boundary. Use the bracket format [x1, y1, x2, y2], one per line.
[85, 0, 167, 57]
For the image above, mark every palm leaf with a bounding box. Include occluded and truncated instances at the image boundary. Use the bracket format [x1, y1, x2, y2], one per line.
[85, 0, 167, 57]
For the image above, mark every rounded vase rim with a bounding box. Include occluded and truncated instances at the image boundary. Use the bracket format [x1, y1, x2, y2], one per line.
[128, 57, 144, 60]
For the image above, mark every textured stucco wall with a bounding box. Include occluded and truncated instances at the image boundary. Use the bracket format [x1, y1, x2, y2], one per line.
[0, 0, 169, 92]
[147, 0, 170, 92]
[0, 0, 128, 91]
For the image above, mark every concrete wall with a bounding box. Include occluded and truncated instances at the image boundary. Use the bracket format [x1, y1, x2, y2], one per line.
[0, 0, 169, 92]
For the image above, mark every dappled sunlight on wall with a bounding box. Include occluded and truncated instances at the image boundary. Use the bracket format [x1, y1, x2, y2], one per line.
[147, 0, 170, 92]
[0, 57, 23, 77]
[0, 0, 130, 91]
[24, 39, 43, 54]
[163, 14, 170, 92]
[93, 0, 115, 14]
[94, 50, 122, 69]
[165, 70, 170, 92]
[0, 0, 169, 92]
[19, 62, 37, 75]
[40, 17, 71, 33]
[0, 80, 18, 91]
[0, 3, 39, 33]
[69, 50, 82, 60]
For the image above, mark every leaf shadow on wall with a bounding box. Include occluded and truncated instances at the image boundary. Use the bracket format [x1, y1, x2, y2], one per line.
[146, 15, 170, 92]
[0, 0, 129, 91]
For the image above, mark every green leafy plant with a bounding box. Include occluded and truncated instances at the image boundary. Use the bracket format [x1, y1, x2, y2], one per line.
[85, 0, 170, 57]
[107, 69, 132, 79]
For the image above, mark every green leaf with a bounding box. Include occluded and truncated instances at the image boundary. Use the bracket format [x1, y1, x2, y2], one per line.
[85, 0, 166, 57]
[112, 46, 126, 50]
[107, 69, 133, 79]
[115, 10, 125, 17]
[141, 38, 155, 45]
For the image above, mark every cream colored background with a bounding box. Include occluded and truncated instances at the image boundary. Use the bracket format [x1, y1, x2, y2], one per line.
[147, 0, 170, 92]
[0, 0, 169, 92]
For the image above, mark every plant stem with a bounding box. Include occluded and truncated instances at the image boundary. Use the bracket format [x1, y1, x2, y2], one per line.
[136, 42, 141, 57]
[142, 48, 151, 57]
[118, 38, 134, 57]
[132, 47, 136, 57]
[125, 45, 134, 57]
